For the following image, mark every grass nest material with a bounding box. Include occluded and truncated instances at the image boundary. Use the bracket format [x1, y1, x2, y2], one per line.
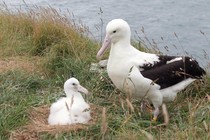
[10, 104, 102, 140]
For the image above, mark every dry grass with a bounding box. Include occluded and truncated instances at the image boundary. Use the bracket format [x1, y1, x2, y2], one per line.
[0, 56, 42, 74]
[10, 104, 102, 140]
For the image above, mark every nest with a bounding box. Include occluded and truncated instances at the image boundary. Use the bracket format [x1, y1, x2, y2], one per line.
[10, 104, 101, 140]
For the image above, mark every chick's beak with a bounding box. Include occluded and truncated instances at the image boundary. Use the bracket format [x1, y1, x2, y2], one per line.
[78, 85, 89, 95]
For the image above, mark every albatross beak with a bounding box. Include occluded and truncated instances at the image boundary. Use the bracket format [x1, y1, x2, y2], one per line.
[96, 34, 111, 59]
[78, 85, 89, 95]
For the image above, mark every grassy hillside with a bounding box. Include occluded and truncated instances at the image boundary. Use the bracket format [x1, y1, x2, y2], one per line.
[0, 6, 209, 140]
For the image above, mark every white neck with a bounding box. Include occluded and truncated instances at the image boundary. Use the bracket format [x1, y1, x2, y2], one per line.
[109, 39, 134, 60]
[65, 90, 83, 99]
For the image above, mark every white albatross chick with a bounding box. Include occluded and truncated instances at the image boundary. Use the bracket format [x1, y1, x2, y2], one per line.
[48, 77, 91, 125]
[96, 19, 206, 121]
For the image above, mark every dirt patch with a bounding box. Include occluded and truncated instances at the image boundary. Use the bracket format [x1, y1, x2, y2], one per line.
[0, 56, 42, 74]
[10, 104, 102, 140]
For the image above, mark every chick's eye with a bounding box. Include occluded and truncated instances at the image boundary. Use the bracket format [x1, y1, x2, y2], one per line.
[72, 83, 76, 86]
[113, 30, 116, 33]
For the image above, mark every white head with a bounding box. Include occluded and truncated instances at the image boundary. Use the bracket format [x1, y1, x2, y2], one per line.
[97, 19, 131, 59]
[64, 77, 88, 96]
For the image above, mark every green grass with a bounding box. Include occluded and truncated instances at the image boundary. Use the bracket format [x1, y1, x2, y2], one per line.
[0, 5, 210, 140]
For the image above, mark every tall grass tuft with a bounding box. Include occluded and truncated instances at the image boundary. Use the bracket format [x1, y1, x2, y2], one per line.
[0, 5, 98, 76]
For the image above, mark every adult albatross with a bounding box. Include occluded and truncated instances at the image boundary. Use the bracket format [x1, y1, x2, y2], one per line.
[96, 19, 206, 121]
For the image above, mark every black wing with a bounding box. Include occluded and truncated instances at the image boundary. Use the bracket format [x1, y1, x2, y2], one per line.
[140, 55, 206, 89]
[139, 55, 177, 70]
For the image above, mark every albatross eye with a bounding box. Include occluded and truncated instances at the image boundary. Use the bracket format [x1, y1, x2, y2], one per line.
[113, 30, 116, 33]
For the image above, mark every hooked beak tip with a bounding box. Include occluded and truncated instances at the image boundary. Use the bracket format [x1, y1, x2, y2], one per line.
[96, 53, 102, 60]
[78, 85, 89, 95]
